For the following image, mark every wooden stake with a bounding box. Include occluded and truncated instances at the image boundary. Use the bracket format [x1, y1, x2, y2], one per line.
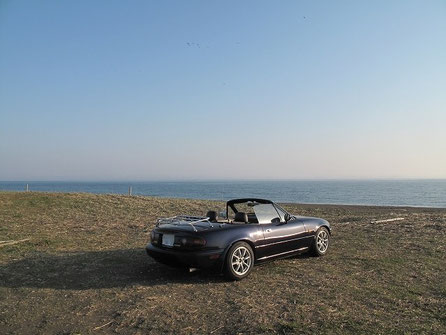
[371, 218, 404, 224]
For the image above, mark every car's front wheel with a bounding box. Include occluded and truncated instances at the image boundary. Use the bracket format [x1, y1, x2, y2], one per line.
[224, 242, 254, 280]
[311, 227, 330, 256]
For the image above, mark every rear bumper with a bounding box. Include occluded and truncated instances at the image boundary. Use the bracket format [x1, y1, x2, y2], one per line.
[146, 243, 225, 269]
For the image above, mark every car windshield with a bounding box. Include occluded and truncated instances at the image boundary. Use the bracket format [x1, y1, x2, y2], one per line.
[253, 203, 280, 224]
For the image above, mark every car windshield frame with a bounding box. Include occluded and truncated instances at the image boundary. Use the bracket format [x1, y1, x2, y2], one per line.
[225, 198, 292, 224]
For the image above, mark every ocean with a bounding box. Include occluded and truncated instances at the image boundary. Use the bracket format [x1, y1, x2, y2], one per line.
[1, 180, 445, 208]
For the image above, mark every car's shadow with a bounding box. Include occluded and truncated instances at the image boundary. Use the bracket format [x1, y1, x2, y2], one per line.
[0, 248, 226, 290]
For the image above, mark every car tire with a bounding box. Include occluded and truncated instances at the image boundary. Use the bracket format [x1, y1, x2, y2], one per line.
[224, 242, 254, 280]
[311, 227, 330, 256]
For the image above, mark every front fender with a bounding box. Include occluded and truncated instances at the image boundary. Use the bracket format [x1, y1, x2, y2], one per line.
[298, 217, 331, 235]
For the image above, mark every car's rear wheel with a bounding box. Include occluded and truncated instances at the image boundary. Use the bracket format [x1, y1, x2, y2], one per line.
[311, 227, 330, 256]
[224, 242, 254, 280]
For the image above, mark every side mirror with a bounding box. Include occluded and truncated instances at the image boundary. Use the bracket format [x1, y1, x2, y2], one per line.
[284, 213, 291, 222]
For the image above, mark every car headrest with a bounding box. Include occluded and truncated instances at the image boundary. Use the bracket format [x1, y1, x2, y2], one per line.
[234, 212, 248, 223]
[206, 210, 218, 222]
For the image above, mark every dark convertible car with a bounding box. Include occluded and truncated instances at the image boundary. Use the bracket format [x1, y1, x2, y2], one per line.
[146, 198, 331, 280]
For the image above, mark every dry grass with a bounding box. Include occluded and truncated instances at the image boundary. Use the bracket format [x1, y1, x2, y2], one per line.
[0, 192, 445, 334]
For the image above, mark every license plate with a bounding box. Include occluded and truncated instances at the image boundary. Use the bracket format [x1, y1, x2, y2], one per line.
[162, 234, 175, 246]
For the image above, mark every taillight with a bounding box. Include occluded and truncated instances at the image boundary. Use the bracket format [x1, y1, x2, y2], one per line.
[179, 236, 206, 248]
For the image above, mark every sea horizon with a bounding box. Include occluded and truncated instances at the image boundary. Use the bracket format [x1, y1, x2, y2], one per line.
[2, 177, 446, 183]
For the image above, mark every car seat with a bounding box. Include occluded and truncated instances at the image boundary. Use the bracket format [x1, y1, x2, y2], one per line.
[234, 212, 248, 223]
[206, 211, 218, 222]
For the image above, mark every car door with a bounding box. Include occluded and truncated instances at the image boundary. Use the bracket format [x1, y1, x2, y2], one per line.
[259, 220, 307, 259]
[254, 204, 308, 261]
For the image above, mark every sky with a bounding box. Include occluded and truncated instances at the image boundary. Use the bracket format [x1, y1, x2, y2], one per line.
[0, 0, 445, 181]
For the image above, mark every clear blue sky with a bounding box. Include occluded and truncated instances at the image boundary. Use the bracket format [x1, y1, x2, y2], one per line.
[1, 0, 445, 181]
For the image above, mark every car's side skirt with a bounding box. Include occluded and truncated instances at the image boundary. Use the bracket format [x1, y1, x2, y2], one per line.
[255, 235, 312, 249]
[256, 246, 308, 261]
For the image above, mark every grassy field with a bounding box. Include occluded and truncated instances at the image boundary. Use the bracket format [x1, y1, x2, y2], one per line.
[0, 192, 445, 334]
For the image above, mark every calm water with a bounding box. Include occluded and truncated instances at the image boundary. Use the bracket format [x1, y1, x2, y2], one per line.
[1, 180, 445, 208]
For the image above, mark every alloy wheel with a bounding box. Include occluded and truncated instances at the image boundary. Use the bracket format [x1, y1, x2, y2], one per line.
[231, 246, 252, 276]
[316, 229, 329, 253]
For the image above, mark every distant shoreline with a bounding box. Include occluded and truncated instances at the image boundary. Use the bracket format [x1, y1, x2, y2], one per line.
[2, 190, 445, 209]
